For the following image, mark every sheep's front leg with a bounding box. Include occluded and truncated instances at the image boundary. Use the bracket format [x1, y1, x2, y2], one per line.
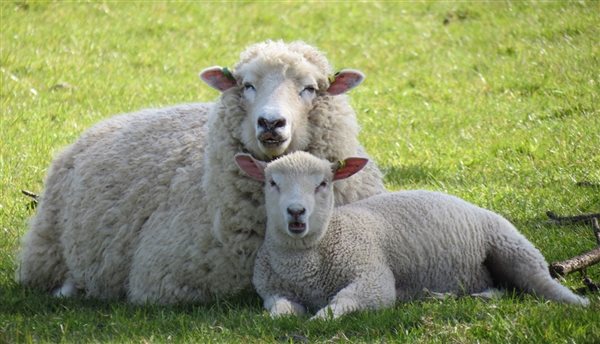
[264, 295, 307, 318]
[312, 267, 396, 320]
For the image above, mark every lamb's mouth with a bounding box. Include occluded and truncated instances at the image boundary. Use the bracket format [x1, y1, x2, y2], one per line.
[288, 221, 306, 235]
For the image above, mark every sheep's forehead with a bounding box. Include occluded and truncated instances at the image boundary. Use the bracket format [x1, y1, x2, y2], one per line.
[234, 41, 332, 83]
[237, 60, 320, 88]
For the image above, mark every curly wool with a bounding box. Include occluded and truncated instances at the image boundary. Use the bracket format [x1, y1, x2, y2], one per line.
[16, 41, 385, 304]
[252, 152, 589, 318]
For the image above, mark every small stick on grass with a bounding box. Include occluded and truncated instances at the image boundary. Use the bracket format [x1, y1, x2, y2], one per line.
[549, 247, 600, 278]
[592, 218, 600, 246]
[583, 277, 600, 293]
[21, 190, 39, 209]
[546, 211, 600, 225]
[21, 190, 39, 202]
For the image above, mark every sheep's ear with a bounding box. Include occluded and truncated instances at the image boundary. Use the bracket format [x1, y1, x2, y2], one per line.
[332, 157, 369, 181]
[235, 153, 266, 182]
[326, 69, 365, 95]
[200, 66, 237, 92]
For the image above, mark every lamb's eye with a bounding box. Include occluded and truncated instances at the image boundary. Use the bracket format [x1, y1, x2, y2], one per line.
[269, 179, 278, 188]
[243, 83, 255, 91]
[316, 180, 327, 191]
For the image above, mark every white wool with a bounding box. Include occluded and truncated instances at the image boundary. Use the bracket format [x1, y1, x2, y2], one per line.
[252, 152, 589, 319]
[15, 41, 385, 304]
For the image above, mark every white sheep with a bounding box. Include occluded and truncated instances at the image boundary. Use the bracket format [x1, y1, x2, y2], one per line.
[16, 40, 385, 304]
[235, 151, 589, 319]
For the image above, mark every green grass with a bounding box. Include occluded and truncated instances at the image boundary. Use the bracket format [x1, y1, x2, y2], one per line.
[1, 1, 599, 343]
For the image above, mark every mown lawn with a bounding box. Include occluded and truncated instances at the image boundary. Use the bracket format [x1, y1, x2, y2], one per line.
[1, 1, 599, 343]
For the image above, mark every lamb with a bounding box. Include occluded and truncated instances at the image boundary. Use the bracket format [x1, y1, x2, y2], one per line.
[235, 151, 589, 319]
[15, 40, 385, 304]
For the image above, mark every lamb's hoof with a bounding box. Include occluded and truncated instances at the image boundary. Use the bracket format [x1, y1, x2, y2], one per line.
[310, 307, 335, 321]
[268, 299, 306, 318]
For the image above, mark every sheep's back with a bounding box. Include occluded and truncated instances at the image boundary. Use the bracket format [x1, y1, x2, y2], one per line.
[54, 103, 211, 298]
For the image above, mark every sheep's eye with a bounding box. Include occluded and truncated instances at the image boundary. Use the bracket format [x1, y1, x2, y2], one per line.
[316, 180, 327, 191]
[243, 83, 255, 91]
[269, 179, 278, 188]
[301, 86, 316, 95]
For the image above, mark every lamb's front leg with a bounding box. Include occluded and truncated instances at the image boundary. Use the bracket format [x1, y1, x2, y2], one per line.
[253, 253, 307, 318]
[264, 295, 307, 318]
[312, 266, 396, 320]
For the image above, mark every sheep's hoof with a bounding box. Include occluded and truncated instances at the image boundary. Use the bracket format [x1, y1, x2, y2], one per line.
[53, 281, 78, 298]
[470, 288, 504, 300]
[422, 288, 457, 300]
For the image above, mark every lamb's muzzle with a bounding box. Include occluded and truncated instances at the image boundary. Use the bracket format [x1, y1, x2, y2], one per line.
[287, 205, 307, 235]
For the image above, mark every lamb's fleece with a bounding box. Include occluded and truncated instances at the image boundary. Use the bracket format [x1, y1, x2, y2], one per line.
[16, 41, 385, 304]
[235, 152, 589, 319]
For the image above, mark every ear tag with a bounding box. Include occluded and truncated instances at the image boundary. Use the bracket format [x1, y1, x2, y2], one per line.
[328, 72, 339, 85]
[222, 67, 235, 81]
[328, 73, 338, 85]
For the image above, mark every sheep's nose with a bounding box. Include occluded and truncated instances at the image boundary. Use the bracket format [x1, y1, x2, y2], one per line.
[258, 117, 286, 131]
[287, 206, 306, 217]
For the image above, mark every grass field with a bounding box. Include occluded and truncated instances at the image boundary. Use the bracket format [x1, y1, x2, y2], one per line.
[1, 1, 599, 343]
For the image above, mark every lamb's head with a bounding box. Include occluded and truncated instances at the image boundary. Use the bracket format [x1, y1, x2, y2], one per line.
[235, 151, 368, 247]
[200, 40, 365, 160]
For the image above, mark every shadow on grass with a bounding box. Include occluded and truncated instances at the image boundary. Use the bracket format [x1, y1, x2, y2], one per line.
[3, 283, 262, 316]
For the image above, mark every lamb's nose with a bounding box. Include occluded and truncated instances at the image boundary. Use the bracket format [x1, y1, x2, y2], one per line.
[258, 117, 286, 130]
[287, 206, 306, 217]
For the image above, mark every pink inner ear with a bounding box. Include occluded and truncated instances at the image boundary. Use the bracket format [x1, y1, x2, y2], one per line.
[235, 155, 265, 182]
[200, 67, 237, 92]
[327, 70, 365, 95]
[333, 158, 369, 181]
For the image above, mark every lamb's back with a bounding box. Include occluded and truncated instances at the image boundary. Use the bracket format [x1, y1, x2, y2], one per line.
[334, 190, 496, 299]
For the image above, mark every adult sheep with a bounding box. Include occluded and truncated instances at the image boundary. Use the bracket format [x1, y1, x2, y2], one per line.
[235, 151, 589, 319]
[16, 40, 385, 304]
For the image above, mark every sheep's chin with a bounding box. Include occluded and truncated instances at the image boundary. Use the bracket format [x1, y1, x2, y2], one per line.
[259, 139, 290, 160]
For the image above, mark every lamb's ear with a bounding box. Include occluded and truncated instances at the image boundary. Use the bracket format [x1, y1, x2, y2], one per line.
[332, 157, 369, 181]
[326, 69, 365, 95]
[199, 66, 237, 92]
[234, 153, 266, 182]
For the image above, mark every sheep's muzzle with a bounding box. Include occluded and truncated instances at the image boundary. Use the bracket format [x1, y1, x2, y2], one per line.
[288, 221, 307, 235]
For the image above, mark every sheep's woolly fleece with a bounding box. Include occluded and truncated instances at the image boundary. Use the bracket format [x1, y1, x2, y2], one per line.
[243, 152, 589, 319]
[16, 40, 385, 304]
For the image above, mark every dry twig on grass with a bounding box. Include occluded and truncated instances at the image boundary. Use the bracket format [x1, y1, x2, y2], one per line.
[547, 212, 600, 293]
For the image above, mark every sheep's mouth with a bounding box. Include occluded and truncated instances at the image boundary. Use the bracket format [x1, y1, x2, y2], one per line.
[288, 221, 306, 234]
[258, 132, 288, 148]
[261, 138, 286, 147]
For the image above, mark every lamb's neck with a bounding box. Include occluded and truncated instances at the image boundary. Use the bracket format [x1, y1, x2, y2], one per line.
[265, 225, 326, 251]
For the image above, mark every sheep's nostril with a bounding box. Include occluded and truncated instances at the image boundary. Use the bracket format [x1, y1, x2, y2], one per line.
[287, 207, 306, 217]
[273, 119, 286, 129]
[258, 117, 286, 130]
[258, 117, 269, 129]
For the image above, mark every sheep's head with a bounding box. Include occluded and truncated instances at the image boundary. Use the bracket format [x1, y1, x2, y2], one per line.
[200, 41, 364, 160]
[235, 152, 367, 247]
